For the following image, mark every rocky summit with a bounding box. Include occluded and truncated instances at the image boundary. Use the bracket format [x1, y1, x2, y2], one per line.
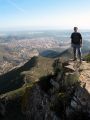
[0, 56, 90, 120]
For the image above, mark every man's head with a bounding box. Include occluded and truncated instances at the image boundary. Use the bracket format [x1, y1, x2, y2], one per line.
[74, 27, 78, 32]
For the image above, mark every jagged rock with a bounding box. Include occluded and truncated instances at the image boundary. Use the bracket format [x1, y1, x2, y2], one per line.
[0, 101, 6, 116]
[66, 61, 90, 118]
[50, 79, 59, 89]
[79, 61, 90, 93]
[64, 65, 75, 72]
[56, 71, 64, 82]
[22, 85, 59, 120]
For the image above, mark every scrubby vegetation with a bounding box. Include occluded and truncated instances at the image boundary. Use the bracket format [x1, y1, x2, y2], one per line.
[84, 53, 90, 62]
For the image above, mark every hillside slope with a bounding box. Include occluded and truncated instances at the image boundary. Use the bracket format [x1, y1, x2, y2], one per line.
[0, 56, 54, 94]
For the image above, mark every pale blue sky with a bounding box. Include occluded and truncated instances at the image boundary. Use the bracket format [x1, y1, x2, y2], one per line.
[0, 0, 90, 30]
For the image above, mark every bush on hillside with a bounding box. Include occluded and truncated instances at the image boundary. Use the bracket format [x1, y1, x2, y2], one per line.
[84, 53, 90, 62]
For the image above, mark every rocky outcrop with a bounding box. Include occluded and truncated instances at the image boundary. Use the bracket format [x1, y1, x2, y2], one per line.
[22, 84, 59, 120]
[1, 58, 90, 120]
[0, 101, 6, 117]
[65, 61, 90, 120]
[21, 59, 80, 120]
[21, 59, 90, 120]
[79, 61, 90, 93]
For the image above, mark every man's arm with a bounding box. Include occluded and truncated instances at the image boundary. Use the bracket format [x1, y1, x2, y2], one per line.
[80, 38, 82, 44]
[71, 33, 73, 46]
[79, 33, 82, 46]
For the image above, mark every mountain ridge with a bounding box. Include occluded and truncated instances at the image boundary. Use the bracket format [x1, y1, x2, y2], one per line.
[0, 53, 90, 120]
[0, 56, 54, 95]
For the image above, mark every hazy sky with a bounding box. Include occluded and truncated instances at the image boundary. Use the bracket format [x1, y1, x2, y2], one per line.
[0, 0, 90, 30]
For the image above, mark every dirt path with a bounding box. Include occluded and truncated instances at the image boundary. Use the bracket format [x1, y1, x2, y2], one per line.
[79, 61, 90, 93]
[67, 60, 90, 93]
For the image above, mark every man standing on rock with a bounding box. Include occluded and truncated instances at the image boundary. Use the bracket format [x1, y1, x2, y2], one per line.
[71, 27, 82, 63]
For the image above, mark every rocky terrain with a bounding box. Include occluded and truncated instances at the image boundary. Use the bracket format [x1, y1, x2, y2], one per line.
[79, 61, 90, 93]
[0, 56, 90, 120]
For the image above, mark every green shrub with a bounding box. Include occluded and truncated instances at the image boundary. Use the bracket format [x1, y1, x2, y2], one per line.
[84, 54, 90, 62]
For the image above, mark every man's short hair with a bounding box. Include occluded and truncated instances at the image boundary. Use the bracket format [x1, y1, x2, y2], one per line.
[74, 27, 78, 30]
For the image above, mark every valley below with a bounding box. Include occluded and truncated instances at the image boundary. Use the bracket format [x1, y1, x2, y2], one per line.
[0, 31, 70, 75]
